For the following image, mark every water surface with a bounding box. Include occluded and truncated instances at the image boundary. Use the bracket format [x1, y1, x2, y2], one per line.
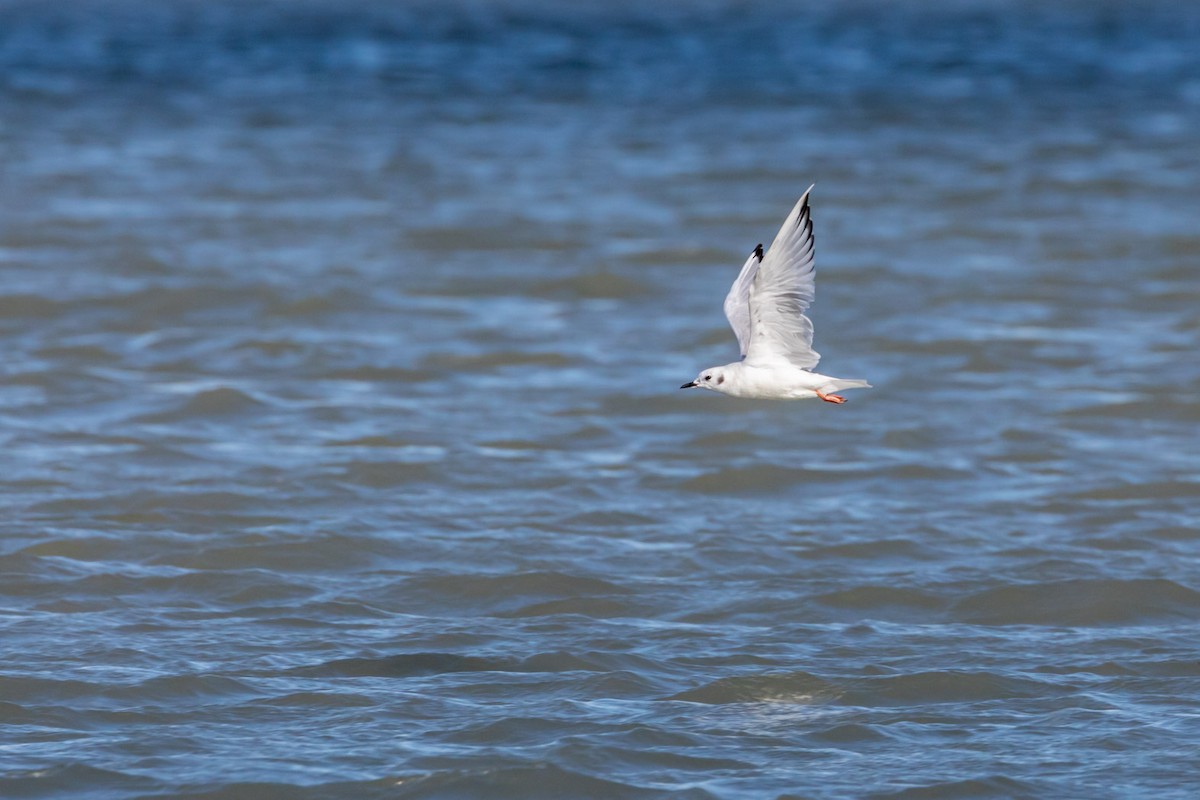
[2, 1, 1199, 798]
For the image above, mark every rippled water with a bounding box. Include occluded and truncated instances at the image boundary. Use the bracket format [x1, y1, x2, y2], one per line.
[2, 1, 1199, 797]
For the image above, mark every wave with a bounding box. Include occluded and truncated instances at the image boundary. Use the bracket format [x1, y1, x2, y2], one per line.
[866, 775, 1043, 799]
[134, 386, 269, 423]
[840, 671, 1050, 707]
[953, 578, 1200, 626]
[666, 670, 839, 705]
[292, 651, 604, 679]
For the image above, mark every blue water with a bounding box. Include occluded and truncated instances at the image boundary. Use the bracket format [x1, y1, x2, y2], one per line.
[1, 1, 1199, 798]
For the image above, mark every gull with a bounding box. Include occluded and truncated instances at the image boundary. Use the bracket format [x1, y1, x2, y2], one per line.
[681, 186, 870, 403]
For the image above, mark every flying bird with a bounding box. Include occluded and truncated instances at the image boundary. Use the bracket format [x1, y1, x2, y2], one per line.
[681, 186, 870, 403]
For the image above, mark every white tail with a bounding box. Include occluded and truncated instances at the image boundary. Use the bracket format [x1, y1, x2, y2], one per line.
[820, 378, 871, 392]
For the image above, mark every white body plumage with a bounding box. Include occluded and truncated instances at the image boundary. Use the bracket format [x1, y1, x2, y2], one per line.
[688, 362, 869, 401]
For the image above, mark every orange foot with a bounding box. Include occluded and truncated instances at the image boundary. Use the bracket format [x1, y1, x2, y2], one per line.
[816, 391, 846, 404]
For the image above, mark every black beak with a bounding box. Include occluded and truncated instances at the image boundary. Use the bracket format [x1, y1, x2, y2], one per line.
[680, 381, 697, 389]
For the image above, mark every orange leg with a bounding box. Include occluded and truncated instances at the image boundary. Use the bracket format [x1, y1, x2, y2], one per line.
[816, 391, 846, 404]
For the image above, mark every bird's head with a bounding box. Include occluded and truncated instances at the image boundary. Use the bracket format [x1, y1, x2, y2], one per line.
[680, 367, 729, 392]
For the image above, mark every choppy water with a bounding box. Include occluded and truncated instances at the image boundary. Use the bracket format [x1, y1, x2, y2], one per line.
[2, 1, 1199, 797]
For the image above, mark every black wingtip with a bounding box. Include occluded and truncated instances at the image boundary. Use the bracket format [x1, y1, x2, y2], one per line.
[753, 243, 763, 260]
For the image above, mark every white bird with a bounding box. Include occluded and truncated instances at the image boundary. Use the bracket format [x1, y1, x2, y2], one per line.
[681, 186, 870, 403]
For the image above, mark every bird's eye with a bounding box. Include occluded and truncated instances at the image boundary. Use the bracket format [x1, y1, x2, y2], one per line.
[704, 375, 711, 381]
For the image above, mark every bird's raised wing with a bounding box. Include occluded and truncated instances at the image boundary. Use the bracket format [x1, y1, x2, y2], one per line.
[744, 185, 820, 370]
[722, 246, 762, 358]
